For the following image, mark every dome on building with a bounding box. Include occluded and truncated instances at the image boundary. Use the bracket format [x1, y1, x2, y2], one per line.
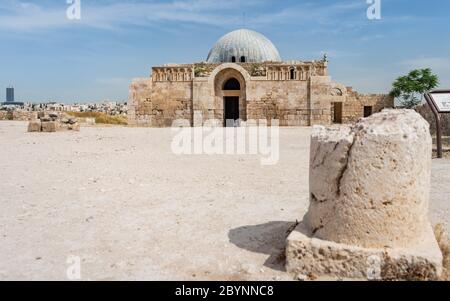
[206, 29, 281, 63]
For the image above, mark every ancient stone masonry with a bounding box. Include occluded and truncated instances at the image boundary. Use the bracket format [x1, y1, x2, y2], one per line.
[0, 110, 37, 121]
[28, 112, 80, 133]
[153, 65, 194, 82]
[341, 88, 394, 124]
[286, 109, 443, 280]
[129, 61, 392, 127]
[416, 103, 450, 136]
[128, 29, 393, 127]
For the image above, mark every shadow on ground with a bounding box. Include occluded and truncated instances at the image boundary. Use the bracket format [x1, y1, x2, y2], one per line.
[228, 221, 297, 272]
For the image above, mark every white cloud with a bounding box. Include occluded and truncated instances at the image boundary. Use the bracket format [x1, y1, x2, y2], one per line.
[0, 1, 68, 31]
[400, 57, 450, 72]
[0, 0, 264, 31]
[400, 57, 450, 87]
[0, 0, 370, 32]
[251, 1, 365, 26]
[359, 33, 385, 42]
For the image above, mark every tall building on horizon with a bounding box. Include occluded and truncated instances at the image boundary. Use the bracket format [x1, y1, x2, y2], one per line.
[6, 86, 14, 102]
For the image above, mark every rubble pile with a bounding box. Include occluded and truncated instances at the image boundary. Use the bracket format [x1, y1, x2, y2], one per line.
[28, 112, 80, 133]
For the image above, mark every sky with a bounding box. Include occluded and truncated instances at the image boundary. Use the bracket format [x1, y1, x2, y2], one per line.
[0, 0, 449, 103]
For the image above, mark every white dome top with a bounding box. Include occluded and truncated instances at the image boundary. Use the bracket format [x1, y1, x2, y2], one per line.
[206, 29, 281, 63]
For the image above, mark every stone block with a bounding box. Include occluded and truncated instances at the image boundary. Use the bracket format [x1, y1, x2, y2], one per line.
[27, 120, 41, 132]
[286, 222, 442, 280]
[286, 109, 443, 280]
[41, 121, 59, 133]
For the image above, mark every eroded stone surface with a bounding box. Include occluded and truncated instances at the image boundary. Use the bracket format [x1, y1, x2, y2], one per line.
[27, 113, 80, 133]
[27, 120, 41, 132]
[287, 109, 443, 280]
[309, 125, 354, 205]
[286, 222, 442, 280]
[41, 121, 59, 133]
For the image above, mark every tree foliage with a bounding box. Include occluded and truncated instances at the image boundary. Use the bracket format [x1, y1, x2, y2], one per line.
[390, 68, 439, 109]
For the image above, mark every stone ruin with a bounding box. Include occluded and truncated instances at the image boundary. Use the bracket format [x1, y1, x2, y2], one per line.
[286, 109, 443, 280]
[28, 112, 80, 133]
[0, 110, 37, 121]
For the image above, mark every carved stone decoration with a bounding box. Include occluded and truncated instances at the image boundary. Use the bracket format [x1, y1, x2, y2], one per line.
[250, 63, 266, 77]
[194, 63, 214, 77]
[331, 88, 343, 96]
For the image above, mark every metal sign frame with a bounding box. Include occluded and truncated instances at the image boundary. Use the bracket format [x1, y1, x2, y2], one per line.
[424, 90, 450, 158]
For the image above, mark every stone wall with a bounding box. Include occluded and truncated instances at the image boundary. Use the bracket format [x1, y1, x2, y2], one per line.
[0, 110, 37, 121]
[246, 79, 310, 126]
[13, 111, 38, 121]
[416, 103, 450, 136]
[128, 78, 153, 127]
[149, 81, 192, 127]
[129, 61, 393, 127]
[0, 111, 10, 120]
[129, 77, 193, 127]
[309, 76, 336, 125]
[342, 89, 394, 124]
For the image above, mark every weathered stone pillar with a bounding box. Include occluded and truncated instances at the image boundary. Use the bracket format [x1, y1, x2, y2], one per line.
[286, 109, 443, 280]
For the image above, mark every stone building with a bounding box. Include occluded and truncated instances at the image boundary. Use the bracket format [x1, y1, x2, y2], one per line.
[128, 29, 393, 127]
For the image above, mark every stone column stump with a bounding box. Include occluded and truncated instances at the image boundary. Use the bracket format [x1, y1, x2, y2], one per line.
[286, 109, 443, 280]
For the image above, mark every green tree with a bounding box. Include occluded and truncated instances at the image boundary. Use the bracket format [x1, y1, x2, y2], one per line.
[390, 68, 439, 109]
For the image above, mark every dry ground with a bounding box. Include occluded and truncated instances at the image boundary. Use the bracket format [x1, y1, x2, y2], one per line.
[0, 121, 449, 281]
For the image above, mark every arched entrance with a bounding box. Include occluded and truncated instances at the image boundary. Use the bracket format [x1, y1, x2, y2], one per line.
[223, 78, 240, 126]
[212, 66, 248, 127]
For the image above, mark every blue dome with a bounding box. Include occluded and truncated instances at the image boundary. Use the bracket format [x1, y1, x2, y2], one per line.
[207, 29, 281, 63]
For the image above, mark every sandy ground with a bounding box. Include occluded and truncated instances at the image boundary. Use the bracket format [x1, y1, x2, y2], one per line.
[0, 121, 448, 281]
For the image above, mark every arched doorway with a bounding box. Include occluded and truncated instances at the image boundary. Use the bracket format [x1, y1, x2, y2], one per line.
[223, 78, 240, 90]
[223, 78, 241, 126]
[211, 65, 248, 127]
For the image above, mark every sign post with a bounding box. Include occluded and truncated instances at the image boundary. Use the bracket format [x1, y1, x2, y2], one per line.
[424, 90, 450, 158]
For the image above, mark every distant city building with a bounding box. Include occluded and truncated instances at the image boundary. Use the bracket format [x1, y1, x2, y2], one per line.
[1, 99, 127, 116]
[6, 86, 14, 102]
[2, 86, 24, 106]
